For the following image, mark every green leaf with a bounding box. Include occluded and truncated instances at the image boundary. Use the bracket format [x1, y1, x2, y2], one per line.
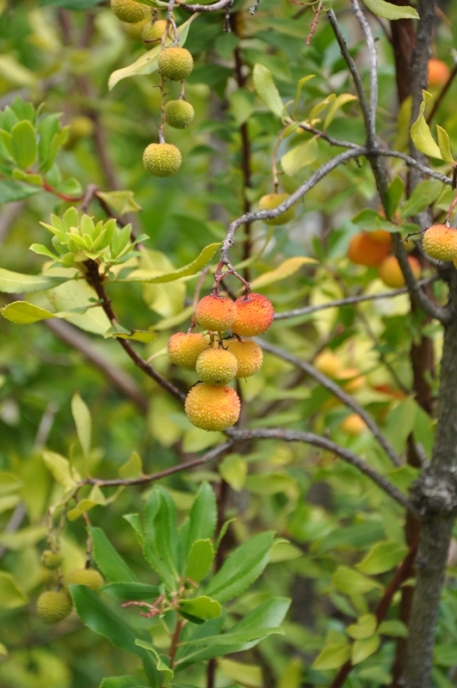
[253, 64, 286, 120]
[42, 451, 76, 489]
[0, 179, 40, 203]
[134, 641, 173, 686]
[1, 301, 55, 324]
[206, 531, 275, 604]
[361, 0, 418, 19]
[0, 471, 23, 495]
[185, 482, 217, 560]
[333, 566, 383, 596]
[96, 190, 142, 215]
[11, 120, 37, 168]
[91, 527, 138, 583]
[411, 92, 443, 160]
[324, 93, 357, 129]
[0, 572, 28, 608]
[399, 179, 443, 219]
[11, 168, 42, 185]
[385, 176, 405, 218]
[281, 137, 318, 176]
[71, 392, 91, 460]
[46, 279, 111, 335]
[219, 456, 247, 492]
[347, 614, 377, 640]
[118, 452, 143, 479]
[185, 540, 214, 583]
[120, 243, 221, 284]
[218, 659, 262, 687]
[312, 642, 351, 670]
[377, 620, 408, 638]
[351, 634, 381, 665]
[0, 268, 66, 294]
[180, 596, 222, 622]
[103, 327, 157, 343]
[108, 15, 197, 90]
[67, 485, 108, 521]
[143, 488, 179, 588]
[99, 677, 149, 688]
[355, 541, 408, 575]
[251, 257, 317, 290]
[102, 583, 160, 601]
[436, 125, 454, 164]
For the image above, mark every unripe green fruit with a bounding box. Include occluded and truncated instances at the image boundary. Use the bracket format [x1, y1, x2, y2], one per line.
[37, 591, 73, 624]
[111, 0, 150, 23]
[64, 568, 104, 592]
[185, 383, 241, 431]
[167, 332, 209, 369]
[141, 19, 167, 45]
[41, 550, 63, 570]
[232, 293, 274, 337]
[158, 47, 194, 81]
[143, 143, 182, 177]
[164, 100, 195, 129]
[224, 338, 263, 378]
[196, 348, 238, 385]
[122, 17, 150, 40]
[196, 295, 237, 333]
[258, 193, 296, 225]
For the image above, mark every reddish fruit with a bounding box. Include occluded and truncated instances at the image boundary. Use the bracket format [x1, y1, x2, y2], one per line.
[422, 224, 457, 261]
[224, 338, 263, 378]
[167, 332, 209, 369]
[370, 230, 392, 246]
[378, 255, 421, 288]
[185, 383, 241, 431]
[196, 295, 237, 332]
[231, 293, 274, 337]
[428, 58, 451, 88]
[196, 348, 238, 385]
[348, 232, 391, 267]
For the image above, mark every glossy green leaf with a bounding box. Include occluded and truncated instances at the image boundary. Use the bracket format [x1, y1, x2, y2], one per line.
[362, 0, 418, 19]
[134, 641, 173, 686]
[42, 451, 76, 489]
[1, 301, 55, 324]
[0, 572, 28, 608]
[0, 269, 66, 294]
[11, 120, 37, 168]
[109, 15, 197, 90]
[356, 541, 408, 574]
[351, 634, 381, 665]
[71, 392, 91, 460]
[91, 527, 138, 583]
[253, 63, 285, 119]
[312, 642, 351, 670]
[102, 583, 160, 601]
[411, 93, 442, 160]
[185, 482, 217, 559]
[333, 566, 383, 595]
[206, 531, 275, 603]
[281, 137, 318, 176]
[119, 243, 220, 284]
[180, 596, 222, 622]
[185, 540, 214, 583]
[143, 487, 179, 589]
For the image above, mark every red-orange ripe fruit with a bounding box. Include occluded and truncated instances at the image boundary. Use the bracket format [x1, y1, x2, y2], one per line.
[231, 293, 274, 337]
[167, 332, 209, 369]
[224, 338, 263, 378]
[196, 295, 237, 332]
[378, 255, 421, 288]
[348, 232, 391, 267]
[185, 383, 241, 431]
[370, 230, 392, 246]
[422, 224, 457, 261]
[428, 58, 451, 88]
[196, 348, 238, 385]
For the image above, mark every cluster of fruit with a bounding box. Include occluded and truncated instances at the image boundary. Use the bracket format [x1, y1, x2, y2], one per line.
[110, 0, 195, 178]
[36, 549, 104, 624]
[347, 229, 420, 288]
[168, 293, 274, 431]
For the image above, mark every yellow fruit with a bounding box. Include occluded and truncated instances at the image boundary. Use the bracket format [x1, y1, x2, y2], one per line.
[141, 19, 167, 45]
[314, 351, 341, 378]
[185, 383, 240, 431]
[164, 100, 195, 129]
[37, 591, 73, 624]
[122, 17, 150, 39]
[258, 193, 296, 225]
[336, 368, 365, 393]
[348, 232, 391, 267]
[64, 568, 104, 592]
[378, 255, 421, 288]
[158, 47, 194, 81]
[339, 414, 367, 436]
[196, 295, 237, 332]
[224, 338, 263, 378]
[143, 143, 182, 177]
[167, 332, 209, 369]
[422, 224, 457, 261]
[232, 293, 274, 337]
[428, 58, 451, 88]
[111, 0, 150, 23]
[41, 550, 63, 570]
[196, 348, 238, 385]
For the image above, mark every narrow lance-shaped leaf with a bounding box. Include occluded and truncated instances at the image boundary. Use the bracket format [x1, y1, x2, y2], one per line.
[117, 243, 221, 284]
[11, 120, 37, 168]
[253, 64, 286, 120]
[90, 527, 138, 583]
[71, 392, 91, 460]
[362, 0, 418, 20]
[0, 269, 66, 294]
[410, 92, 443, 160]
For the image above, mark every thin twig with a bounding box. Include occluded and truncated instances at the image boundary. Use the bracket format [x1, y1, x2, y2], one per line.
[181, 0, 231, 12]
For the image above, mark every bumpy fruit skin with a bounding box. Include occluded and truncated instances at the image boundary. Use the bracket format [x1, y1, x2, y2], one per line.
[314, 351, 341, 378]
[428, 58, 451, 88]
[378, 255, 421, 288]
[122, 17, 150, 39]
[348, 232, 391, 267]
[258, 193, 295, 226]
[141, 19, 167, 44]
[196, 295, 237, 332]
[224, 338, 263, 378]
[340, 414, 367, 436]
[143, 143, 182, 177]
[185, 384, 240, 431]
[196, 348, 238, 385]
[422, 224, 457, 261]
[164, 100, 195, 129]
[158, 47, 194, 81]
[232, 293, 274, 337]
[167, 332, 209, 369]
[37, 591, 73, 624]
[41, 550, 63, 570]
[111, 0, 150, 23]
[64, 568, 104, 592]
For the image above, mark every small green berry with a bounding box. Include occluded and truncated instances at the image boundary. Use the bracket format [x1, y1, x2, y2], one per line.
[141, 19, 167, 45]
[41, 550, 63, 570]
[143, 143, 182, 177]
[111, 0, 150, 23]
[37, 591, 73, 624]
[158, 47, 194, 81]
[164, 100, 195, 129]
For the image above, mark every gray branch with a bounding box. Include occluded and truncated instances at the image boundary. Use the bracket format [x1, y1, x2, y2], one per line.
[181, 0, 232, 12]
[351, 0, 378, 141]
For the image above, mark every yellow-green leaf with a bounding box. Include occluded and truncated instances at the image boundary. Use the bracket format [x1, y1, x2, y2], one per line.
[324, 93, 357, 130]
[120, 243, 221, 284]
[356, 541, 408, 575]
[219, 455, 247, 492]
[333, 566, 383, 595]
[11, 120, 37, 168]
[279, 658, 303, 688]
[347, 614, 377, 640]
[281, 137, 319, 176]
[118, 452, 143, 479]
[103, 327, 157, 343]
[43, 451, 76, 489]
[0, 642, 7, 655]
[0, 471, 23, 495]
[253, 63, 285, 119]
[1, 301, 55, 324]
[71, 392, 91, 460]
[313, 642, 351, 670]
[218, 658, 262, 687]
[0, 572, 28, 608]
[269, 540, 303, 563]
[411, 92, 443, 160]
[251, 257, 317, 289]
[362, 0, 418, 19]
[96, 190, 142, 215]
[351, 634, 381, 665]
[0, 268, 65, 294]
[0, 525, 47, 550]
[436, 125, 454, 164]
